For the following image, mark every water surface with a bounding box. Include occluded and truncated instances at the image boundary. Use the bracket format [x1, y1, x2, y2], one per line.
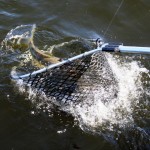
[0, 0, 150, 150]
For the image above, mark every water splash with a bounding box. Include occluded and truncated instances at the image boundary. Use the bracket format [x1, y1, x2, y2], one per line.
[7, 25, 149, 148]
[63, 53, 147, 133]
[1, 24, 36, 51]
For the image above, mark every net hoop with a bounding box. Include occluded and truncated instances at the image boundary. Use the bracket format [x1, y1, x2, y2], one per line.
[10, 42, 118, 104]
[11, 47, 102, 80]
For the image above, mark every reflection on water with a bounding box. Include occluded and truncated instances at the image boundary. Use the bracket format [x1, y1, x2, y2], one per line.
[0, 0, 150, 149]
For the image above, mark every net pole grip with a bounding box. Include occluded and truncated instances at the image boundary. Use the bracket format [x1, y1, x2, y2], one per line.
[118, 45, 150, 54]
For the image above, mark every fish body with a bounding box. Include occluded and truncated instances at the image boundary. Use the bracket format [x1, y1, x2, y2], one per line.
[29, 41, 60, 65]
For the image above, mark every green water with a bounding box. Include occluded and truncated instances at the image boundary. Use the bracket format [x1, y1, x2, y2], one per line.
[0, 0, 150, 150]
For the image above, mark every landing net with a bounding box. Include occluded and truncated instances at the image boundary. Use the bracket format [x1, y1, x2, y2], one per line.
[12, 50, 118, 104]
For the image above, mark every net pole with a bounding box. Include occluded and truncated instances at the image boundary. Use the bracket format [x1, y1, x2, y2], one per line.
[101, 43, 150, 54]
[11, 41, 150, 80]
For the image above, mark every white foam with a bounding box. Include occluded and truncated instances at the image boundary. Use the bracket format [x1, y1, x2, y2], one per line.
[12, 51, 149, 134]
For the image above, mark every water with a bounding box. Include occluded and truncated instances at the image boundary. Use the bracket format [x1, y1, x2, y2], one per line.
[0, 0, 150, 150]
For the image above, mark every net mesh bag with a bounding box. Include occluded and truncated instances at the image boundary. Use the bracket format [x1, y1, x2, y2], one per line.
[16, 51, 118, 104]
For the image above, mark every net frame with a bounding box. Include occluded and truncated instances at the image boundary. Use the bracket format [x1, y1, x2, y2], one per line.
[11, 47, 103, 80]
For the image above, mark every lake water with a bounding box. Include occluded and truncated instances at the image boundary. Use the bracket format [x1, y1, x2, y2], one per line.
[0, 0, 150, 150]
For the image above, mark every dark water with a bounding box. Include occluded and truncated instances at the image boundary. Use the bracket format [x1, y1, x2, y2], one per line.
[0, 0, 150, 150]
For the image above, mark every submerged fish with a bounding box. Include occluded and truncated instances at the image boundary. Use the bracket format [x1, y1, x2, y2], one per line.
[3, 24, 61, 65]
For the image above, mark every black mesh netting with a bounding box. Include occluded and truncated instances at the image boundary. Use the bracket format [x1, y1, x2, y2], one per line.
[19, 52, 118, 104]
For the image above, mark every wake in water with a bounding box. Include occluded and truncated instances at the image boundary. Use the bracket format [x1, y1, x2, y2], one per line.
[1, 24, 150, 149]
[66, 54, 145, 127]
